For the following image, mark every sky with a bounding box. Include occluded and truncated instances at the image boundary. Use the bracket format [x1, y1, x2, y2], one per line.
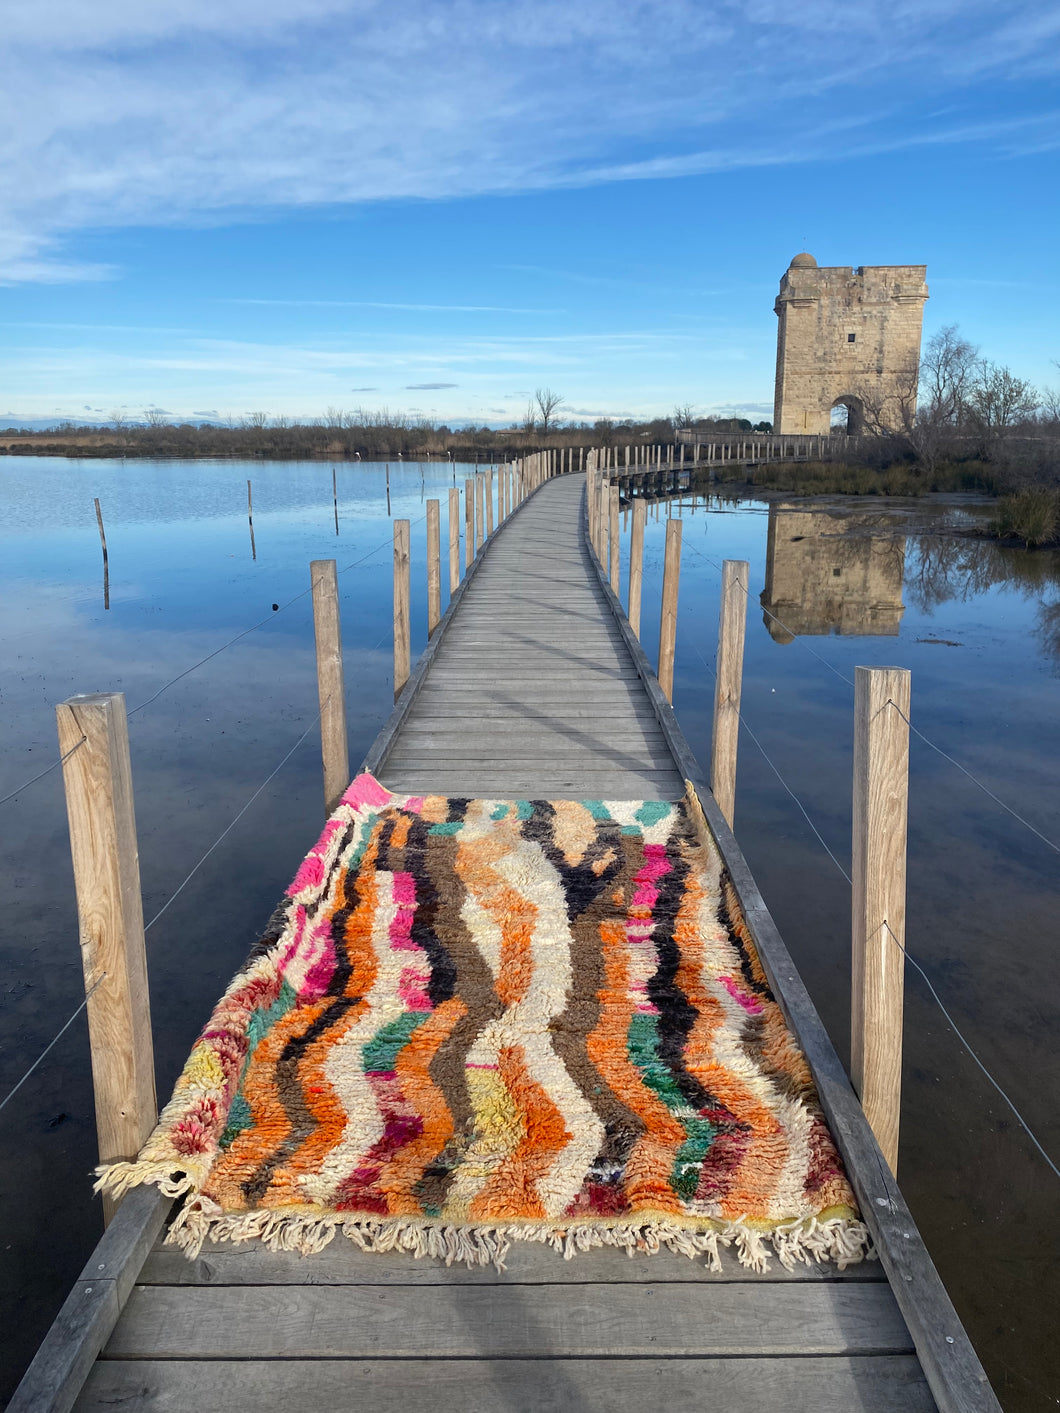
[1, 0, 1058, 427]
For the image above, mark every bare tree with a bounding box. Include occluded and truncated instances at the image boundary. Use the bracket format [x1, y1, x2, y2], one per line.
[672, 403, 696, 430]
[323, 406, 345, 429]
[142, 408, 169, 428]
[522, 400, 537, 439]
[920, 325, 979, 420]
[966, 361, 1039, 455]
[241, 411, 269, 429]
[534, 387, 564, 437]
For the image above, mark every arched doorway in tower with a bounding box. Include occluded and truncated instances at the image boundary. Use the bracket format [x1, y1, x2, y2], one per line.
[830, 394, 863, 436]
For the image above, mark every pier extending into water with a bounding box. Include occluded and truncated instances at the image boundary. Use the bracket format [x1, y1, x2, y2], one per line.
[13, 455, 999, 1412]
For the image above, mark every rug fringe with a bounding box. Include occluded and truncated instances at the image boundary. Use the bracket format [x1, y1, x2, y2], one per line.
[163, 1194, 873, 1272]
[93, 1160, 200, 1203]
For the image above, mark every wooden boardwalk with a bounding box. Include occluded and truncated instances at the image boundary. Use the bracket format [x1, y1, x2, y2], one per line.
[379, 473, 683, 801]
[15, 469, 998, 1413]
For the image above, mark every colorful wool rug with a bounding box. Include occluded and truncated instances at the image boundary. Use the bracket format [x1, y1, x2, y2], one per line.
[99, 772, 870, 1271]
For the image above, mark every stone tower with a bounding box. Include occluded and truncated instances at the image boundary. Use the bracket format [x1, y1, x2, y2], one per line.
[772, 255, 928, 436]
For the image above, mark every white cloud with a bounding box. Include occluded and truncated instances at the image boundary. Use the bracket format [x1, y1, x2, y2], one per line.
[0, 0, 1055, 282]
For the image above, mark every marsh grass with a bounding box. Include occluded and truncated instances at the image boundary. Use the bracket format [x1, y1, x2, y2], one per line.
[992, 487, 1060, 546]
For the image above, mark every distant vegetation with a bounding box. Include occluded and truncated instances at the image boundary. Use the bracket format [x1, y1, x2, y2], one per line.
[0, 404, 765, 463]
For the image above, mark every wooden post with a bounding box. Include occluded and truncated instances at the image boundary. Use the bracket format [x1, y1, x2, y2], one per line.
[310, 560, 350, 814]
[485, 470, 494, 536]
[332, 466, 339, 535]
[629, 498, 645, 638]
[464, 479, 474, 567]
[247, 479, 256, 560]
[711, 560, 748, 830]
[658, 519, 682, 702]
[448, 486, 460, 592]
[852, 666, 911, 1175]
[55, 692, 156, 1224]
[393, 519, 411, 699]
[426, 499, 441, 635]
[475, 474, 484, 551]
[608, 481, 620, 594]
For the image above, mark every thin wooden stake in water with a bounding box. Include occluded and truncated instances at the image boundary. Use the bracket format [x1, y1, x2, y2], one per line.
[426, 499, 441, 635]
[628, 498, 646, 638]
[393, 519, 411, 699]
[852, 665, 910, 1176]
[711, 560, 748, 830]
[247, 480, 256, 560]
[448, 486, 460, 593]
[94, 496, 110, 610]
[385, 463, 391, 516]
[658, 518, 682, 702]
[311, 560, 349, 815]
[332, 466, 339, 535]
[55, 692, 156, 1225]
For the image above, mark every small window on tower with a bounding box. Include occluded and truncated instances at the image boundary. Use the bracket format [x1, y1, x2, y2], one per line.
[848, 333, 856, 343]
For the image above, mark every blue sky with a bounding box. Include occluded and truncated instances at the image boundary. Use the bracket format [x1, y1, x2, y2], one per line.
[1, 0, 1058, 426]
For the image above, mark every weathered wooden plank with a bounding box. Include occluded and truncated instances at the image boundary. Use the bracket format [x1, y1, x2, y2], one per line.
[10, 1187, 170, 1413]
[105, 1283, 911, 1359]
[140, 1237, 882, 1286]
[78, 1357, 937, 1413]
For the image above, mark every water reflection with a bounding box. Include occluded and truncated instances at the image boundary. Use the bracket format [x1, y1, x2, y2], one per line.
[760, 504, 906, 640]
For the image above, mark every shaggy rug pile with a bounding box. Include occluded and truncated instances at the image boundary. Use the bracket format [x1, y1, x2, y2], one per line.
[99, 772, 869, 1271]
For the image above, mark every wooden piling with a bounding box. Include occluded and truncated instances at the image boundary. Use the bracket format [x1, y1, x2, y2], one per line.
[393, 519, 411, 699]
[55, 692, 156, 1224]
[658, 519, 682, 702]
[332, 466, 339, 535]
[608, 481, 620, 594]
[628, 498, 645, 638]
[310, 560, 350, 815]
[475, 475, 484, 552]
[852, 665, 910, 1175]
[448, 487, 460, 593]
[426, 499, 441, 635]
[247, 480, 256, 560]
[711, 560, 748, 830]
[464, 479, 474, 568]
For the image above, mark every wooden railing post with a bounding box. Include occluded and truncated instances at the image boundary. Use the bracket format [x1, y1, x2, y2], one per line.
[711, 560, 748, 829]
[475, 474, 484, 552]
[608, 481, 620, 594]
[464, 479, 474, 568]
[393, 519, 411, 698]
[658, 519, 682, 702]
[310, 559, 350, 814]
[485, 470, 494, 536]
[55, 692, 156, 1224]
[426, 499, 441, 635]
[852, 665, 910, 1175]
[448, 486, 460, 593]
[628, 498, 645, 637]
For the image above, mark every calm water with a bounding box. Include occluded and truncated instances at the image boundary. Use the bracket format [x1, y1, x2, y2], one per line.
[1, 461, 1057, 1408]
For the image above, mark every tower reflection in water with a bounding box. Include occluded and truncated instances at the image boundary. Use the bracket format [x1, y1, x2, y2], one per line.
[760, 504, 906, 640]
